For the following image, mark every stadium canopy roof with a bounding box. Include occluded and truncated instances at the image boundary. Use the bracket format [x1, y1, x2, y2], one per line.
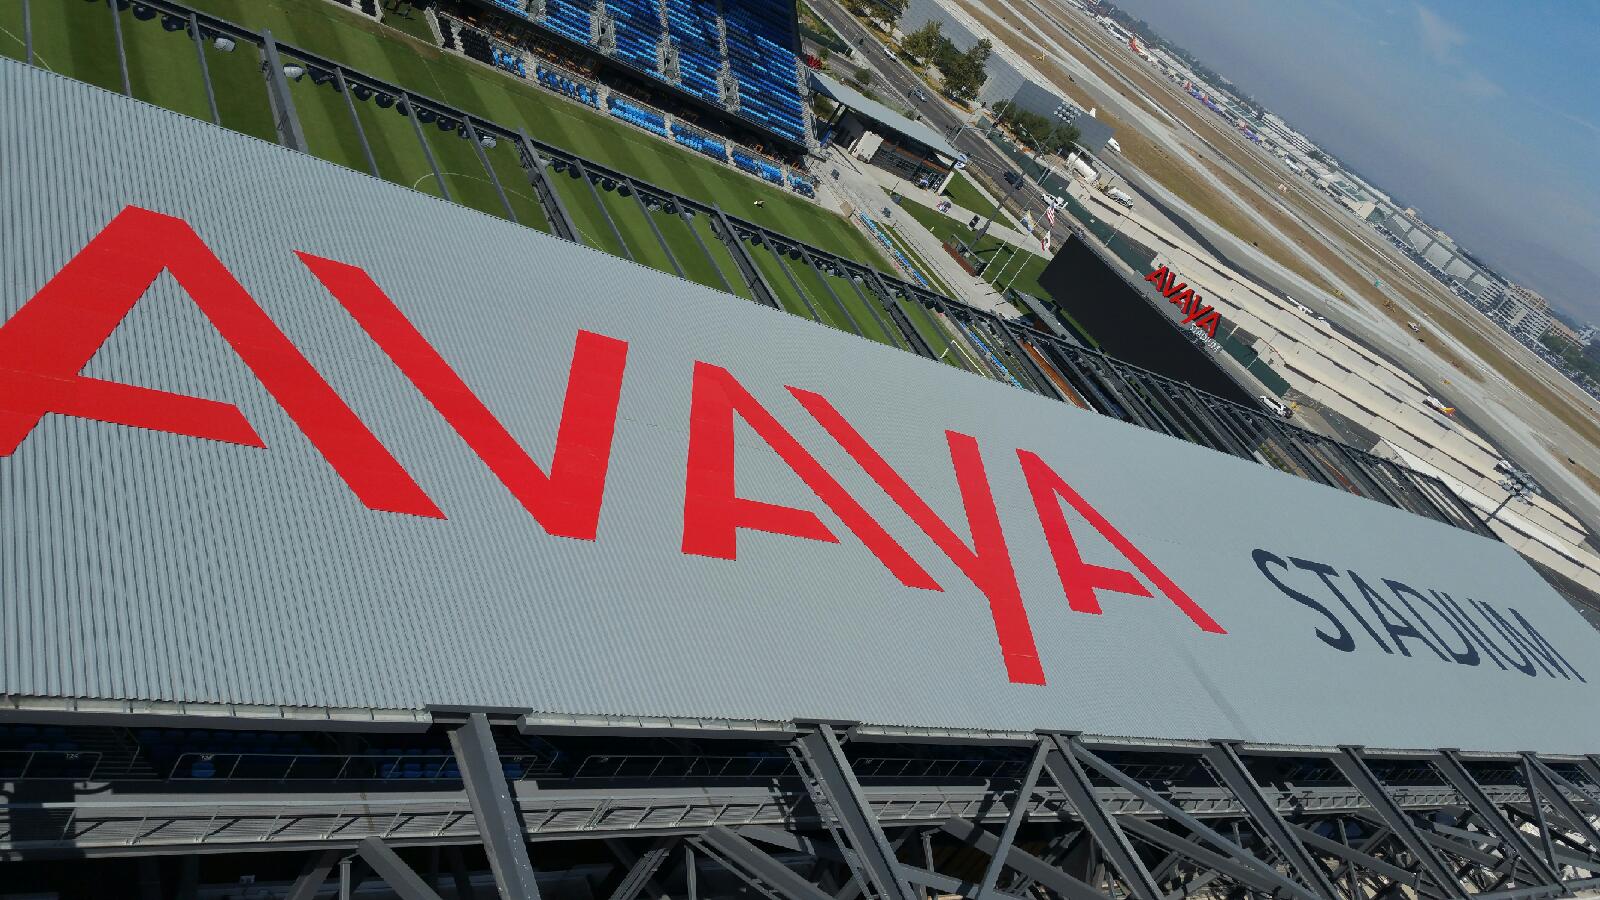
[807, 71, 961, 160]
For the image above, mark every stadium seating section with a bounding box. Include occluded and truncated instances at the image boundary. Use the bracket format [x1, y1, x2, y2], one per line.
[608, 95, 670, 138]
[538, 66, 601, 107]
[493, 47, 529, 78]
[468, 0, 808, 146]
[671, 123, 728, 161]
[732, 149, 785, 185]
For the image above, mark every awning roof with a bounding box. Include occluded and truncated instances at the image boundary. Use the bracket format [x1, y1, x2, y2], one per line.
[808, 71, 961, 160]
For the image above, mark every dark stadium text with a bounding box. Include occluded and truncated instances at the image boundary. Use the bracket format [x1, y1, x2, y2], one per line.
[1254, 549, 1585, 681]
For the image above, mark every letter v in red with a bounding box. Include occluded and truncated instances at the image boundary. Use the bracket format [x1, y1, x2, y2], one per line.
[0, 205, 441, 518]
[681, 362, 938, 591]
[791, 389, 1046, 685]
[1018, 449, 1225, 634]
[298, 253, 628, 540]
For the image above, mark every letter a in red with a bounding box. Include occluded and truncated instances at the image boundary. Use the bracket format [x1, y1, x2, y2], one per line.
[0, 206, 441, 518]
[791, 388, 1046, 685]
[1018, 449, 1225, 633]
[299, 252, 628, 540]
[682, 361, 938, 591]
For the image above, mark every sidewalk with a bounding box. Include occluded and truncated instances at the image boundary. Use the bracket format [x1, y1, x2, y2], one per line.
[818, 149, 1023, 316]
[842, 159, 1045, 251]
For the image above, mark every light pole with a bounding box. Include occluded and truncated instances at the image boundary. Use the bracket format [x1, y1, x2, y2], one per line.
[1487, 470, 1538, 523]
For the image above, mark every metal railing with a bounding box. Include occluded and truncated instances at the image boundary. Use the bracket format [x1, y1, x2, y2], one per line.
[166, 751, 558, 782]
[0, 749, 103, 781]
[571, 754, 797, 781]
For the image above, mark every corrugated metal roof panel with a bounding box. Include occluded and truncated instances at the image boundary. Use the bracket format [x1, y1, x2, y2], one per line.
[2, 60, 1598, 753]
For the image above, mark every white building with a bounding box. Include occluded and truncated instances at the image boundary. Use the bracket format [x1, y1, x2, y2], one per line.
[1494, 284, 1555, 343]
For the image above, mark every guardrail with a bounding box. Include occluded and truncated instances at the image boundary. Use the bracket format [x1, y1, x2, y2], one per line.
[0, 749, 102, 780]
[166, 751, 557, 782]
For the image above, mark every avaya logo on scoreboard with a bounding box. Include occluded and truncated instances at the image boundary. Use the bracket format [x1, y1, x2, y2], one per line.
[1146, 264, 1222, 339]
[0, 206, 1227, 687]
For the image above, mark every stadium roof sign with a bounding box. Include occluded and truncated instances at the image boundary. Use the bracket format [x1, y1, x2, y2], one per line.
[3, 62, 1599, 753]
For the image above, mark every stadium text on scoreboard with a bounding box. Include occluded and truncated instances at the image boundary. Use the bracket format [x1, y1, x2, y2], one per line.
[1146, 264, 1223, 339]
[0, 206, 1585, 692]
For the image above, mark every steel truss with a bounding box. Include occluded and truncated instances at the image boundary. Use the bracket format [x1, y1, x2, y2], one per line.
[3, 719, 1599, 900]
[29, 0, 1491, 540]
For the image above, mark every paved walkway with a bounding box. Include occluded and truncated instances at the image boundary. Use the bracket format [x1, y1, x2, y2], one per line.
[817, 148, 1023, 316]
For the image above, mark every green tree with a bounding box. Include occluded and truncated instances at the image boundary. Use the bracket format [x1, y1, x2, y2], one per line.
[901, 21, 943, 62]
[938, 38, 991, 102]
[850, 67, 874, 89]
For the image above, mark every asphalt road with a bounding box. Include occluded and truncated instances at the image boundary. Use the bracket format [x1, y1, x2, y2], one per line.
[810, 0, 1079, 252]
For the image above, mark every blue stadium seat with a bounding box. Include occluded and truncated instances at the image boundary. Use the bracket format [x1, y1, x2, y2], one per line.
[607, 96, 670, 138]
[663, 0, 724, 104]
[602, 0, 665, 77]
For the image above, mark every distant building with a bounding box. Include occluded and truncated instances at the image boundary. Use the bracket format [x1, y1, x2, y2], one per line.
[1579, 325, 1598, 348]
[1549, 319, 1582, 347]
[1495, 285, 1555, 343]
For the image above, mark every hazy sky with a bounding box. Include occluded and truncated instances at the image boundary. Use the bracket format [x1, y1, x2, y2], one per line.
[1095, 0, 1600, 322]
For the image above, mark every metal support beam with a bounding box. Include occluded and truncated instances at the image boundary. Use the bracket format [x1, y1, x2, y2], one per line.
[288, 850, 343, 900]
[401, 92, 450, 202]
[696, 826, 835, 900]
[680, 210, 737, 295]
[108, 0, 131, 96]
[1204, 743, 1342, 900]
[259, 30, 308, 153]
[794, 247, 866, 336]
[518, 133, 580, 244]
[22, 0, 31, 68]
[188, 12, 220, 125]
[1524, 755, 1600, 852]
[630, 185, 685, 278]
[1041, 735, 1163, 900]
[1071, 741, 1313, 900]
[1294, 824, 1416, 887]
[572, 159, 632, 261]
[939, 817, 1115, 900]
[769, 244, 826, 324]
[1116, 815, 1314, 900]
[794, 725, 920, 900]
[1434, 751, 1563, 886]
[448, 713, 542, 900]
[607, 838, 679, 900]
[358, 837, 447, 900]
[465, 118, 517, 224]
[336, 69, 380, 177]
[710, 209, 781, 309]
[976, 738, 1051, 898]
[1333, 749, 1470, 900]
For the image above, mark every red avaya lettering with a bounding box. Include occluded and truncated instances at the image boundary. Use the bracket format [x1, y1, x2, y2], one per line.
[1197, 311, 1221, 338]
[1018, 449, 1225, 633]
[1145, 266, 1170, 288]
[1182, 303, 1214, 326]
[299, 254, 628, 540]
[681, 362, 937, 590]
[0, 206, 441, 517]
[790, 389, 1045, 685]
[1170, 288, 1195, 311]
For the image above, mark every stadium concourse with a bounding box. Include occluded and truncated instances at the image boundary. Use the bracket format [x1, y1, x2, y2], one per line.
[4, 3, 1600, 900]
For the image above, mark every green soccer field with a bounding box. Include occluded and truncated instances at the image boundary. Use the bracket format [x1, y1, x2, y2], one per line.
[0, 0, 982, 356]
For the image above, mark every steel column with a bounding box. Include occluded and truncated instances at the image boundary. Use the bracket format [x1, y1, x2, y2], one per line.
[629, 186, 685, 278]
[1041, 735, 1163, 900]
[795, 247, 868, 336]
[518, 132, 580, 244]
[938, 817, 1114, 900]
[680, 210, 738, 295]
[1297, 823, 1415, 886]
[571, 159, 632, 261]
[1434, 751, 1563, 886]
[108, 0, 131, 96]
[1333, 749, 1470, 900]
[1204, 743, 1342, 900]
[1071, 743, 1316, 900]
[465, 118, 518, 224]
[607, 838, 678, 900]
[1524, 755, 1600, 851]
[448, 713, 541, 900]
[288, 850, 343, 900]
[259, 30, 308, 152]
[794, 725, 920, 900]
[22, 0, 31, 67]
[711, 208, 782, 309]
[336, 69, 381, 177]
[976, 739, 1051, 899]
[770, 245, 827, 324]
[357, 837, 446, 900]
[696, 826, 835, 900]
[401, 92, 450, 202]
[187, 12, 221, 125]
